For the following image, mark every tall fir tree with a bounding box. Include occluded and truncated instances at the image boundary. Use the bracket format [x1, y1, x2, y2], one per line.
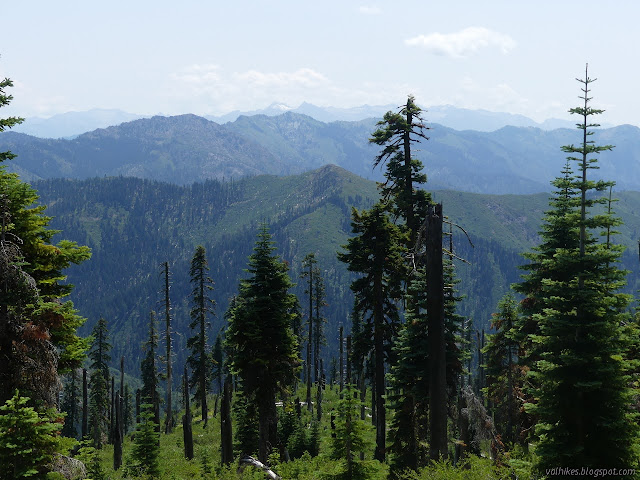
[301, 253, 317, 411]
[520, 67, 639, 473]
[187, 245, 215, 426]
[338, 202, 406, 461]
[140, 310, 161, 430]
[88, 317, 111, 449]
[369, 95, 431, 244]
[512, 159, 578, 449]
[225, 224, 300, 462]
[313, 267, 327, 383]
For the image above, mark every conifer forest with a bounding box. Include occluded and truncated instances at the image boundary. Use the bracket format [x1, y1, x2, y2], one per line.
[3, 66, 640, 480]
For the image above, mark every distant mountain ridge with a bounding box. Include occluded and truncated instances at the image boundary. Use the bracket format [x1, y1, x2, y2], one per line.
[12, 103, 580, 139]
[3, 111, 639, 194]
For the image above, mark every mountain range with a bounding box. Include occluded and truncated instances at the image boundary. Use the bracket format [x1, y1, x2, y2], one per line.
[3, 112, 639, 194]
[11, 103, 579, 139]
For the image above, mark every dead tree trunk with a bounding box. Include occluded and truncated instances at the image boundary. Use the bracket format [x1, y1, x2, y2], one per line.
[339, 326, 344, 394]
[307, 269, 314, 410]
[220, 375, 234, 464]
[427, 203, 447, 460]
[119, 356, 125, 439]
[183, 367, 194, 460]
[163, 261, 174, 434]
[135, 388, 141, 425]
[109, 376, 115, 444]
[82, 368, 88, 439]
[113, 393, 123, 470]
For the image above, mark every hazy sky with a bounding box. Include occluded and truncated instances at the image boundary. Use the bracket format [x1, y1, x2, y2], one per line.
[1, 1, 638, 125]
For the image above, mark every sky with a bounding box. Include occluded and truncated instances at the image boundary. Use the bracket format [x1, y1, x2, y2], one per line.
[1, 1, 638, 125]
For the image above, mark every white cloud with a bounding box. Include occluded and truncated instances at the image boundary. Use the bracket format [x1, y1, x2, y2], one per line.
[359, 5, 381, 15]
[405, 27, 516, 58]
[168, 65, 335, 115]
[234, 68, 329, 88]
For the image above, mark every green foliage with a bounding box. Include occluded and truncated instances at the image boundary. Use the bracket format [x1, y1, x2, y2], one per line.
[0, 391, 63, 479]
[483, 294, 525, 447]
[88, 318, 111, 449]
[60, 369, 80, 439]
[226, 224, 300, 389]
[395, 456, 514, 480]
[0, 77, 24, 160]
[141, 310, 161, 427]
[517, 69, 640, 473]
[232, 388, 259, 457]
[279, 401, 320, 460]
[187, 245, 215, 424]
[338, 202, 406, 460]
[127, 405, 161, 479]
[225, 224, 300, 459]
[338, 203, 406, 346]
[387, 258, 467, 475]
[369, 95, 431, 238]
[0, 149, 90, 405]
[77, 440, 107, 480]
[329, 385, 373, 480]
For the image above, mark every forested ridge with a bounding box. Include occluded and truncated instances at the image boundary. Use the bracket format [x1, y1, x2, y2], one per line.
[31, 170, 640, 376]
[3, 71, 640, 480]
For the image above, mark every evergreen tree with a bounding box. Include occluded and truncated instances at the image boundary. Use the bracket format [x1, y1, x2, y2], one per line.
[483, 294, 524, 447]
[369, 95, 431, 244]
[77, 440, 106, 480]
[313, 268, 328, 383]
[127, 404, 160, 479]
[301, 252, 317, 411]
[386, 219, 467, 473]
[187, 245, 215, 426]
[232, 385, 259, 456]
[0, 391, 64, 479]
[0, 78, 90, 406]
[386, 272, 429, 475]
[225, 224, 300, 462]
[521, 67, 639, 473]
[88, 317, 111, 449]
[60, 368, 80, 439]
[329, 384, 373, 480]
[338, 203, 406, 461]
[140, 310, 161, 430]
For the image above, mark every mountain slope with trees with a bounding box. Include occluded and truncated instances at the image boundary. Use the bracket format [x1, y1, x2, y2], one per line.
[31, 165, 640, 377]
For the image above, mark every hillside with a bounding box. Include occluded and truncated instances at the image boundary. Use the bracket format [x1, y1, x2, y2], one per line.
[1, 114, 296, 183]
[33, 165, 640, 377]
[5, 112, 640, 193]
